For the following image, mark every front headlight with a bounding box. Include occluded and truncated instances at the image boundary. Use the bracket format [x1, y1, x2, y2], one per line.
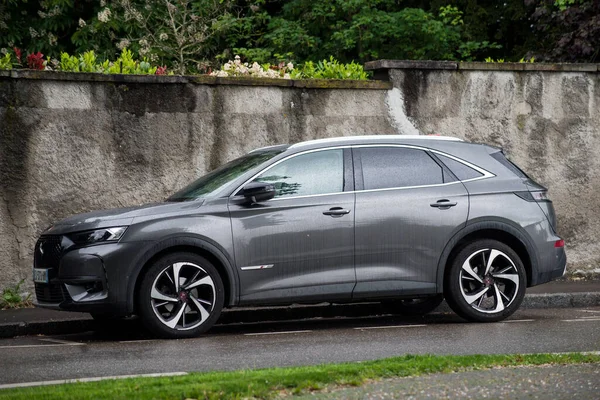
[68, 226, 128, 245]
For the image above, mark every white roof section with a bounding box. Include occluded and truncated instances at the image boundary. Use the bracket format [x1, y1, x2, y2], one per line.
[288, 135, 463, 149]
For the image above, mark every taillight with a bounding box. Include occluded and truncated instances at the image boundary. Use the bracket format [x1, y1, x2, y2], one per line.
[554, 239, 565, 248]
[514, 190, 550, 202]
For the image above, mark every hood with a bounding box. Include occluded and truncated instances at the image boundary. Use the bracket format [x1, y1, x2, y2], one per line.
[43, 200, 204, 235]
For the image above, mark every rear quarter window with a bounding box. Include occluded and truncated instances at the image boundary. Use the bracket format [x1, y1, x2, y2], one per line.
[436, 154, 483, 181]
[490, 152, 529, 179]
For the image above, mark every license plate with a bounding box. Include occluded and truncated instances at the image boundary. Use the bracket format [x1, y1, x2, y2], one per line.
[33, 268, 49, 284]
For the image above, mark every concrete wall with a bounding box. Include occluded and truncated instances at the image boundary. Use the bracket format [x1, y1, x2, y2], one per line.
[1, 64, 599, 290]
[0, 72, 395, 289]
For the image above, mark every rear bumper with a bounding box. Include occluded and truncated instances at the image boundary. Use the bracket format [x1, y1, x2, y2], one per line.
[531, 246, 567, 286]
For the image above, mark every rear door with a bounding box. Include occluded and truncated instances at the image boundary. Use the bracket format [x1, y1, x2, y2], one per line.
[229, 148, 356, 305]
[352, 145, 469, 299]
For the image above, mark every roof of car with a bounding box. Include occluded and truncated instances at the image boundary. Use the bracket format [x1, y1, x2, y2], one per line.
[287, 135, 463, 149]
[249, 135, 465, 154]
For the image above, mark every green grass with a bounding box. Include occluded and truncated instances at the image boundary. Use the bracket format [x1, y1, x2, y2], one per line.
[1, 353, 598, 399]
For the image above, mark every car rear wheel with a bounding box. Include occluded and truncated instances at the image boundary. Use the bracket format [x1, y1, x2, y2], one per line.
[138, 252, 224, 338]
[445, 239, 526, 322]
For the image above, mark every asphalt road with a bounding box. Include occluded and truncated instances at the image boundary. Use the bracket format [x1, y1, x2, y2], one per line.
[0, 307, 599, 386]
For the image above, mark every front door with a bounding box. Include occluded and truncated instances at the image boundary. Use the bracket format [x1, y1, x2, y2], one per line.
[229, 148, 356, 305]
[352, 145, 469, 299]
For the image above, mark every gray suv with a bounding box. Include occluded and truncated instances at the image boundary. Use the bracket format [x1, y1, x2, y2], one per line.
[33, 135, 566, 338]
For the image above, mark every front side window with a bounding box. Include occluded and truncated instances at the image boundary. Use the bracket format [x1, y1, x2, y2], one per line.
[359, 147, 444, 190]
[167, 149, 284, 202]
[253, 149, 344, 199]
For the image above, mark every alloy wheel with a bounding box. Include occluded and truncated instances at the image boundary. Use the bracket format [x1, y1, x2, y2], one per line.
[458, 248, 520, 314]
[150, 262, 216, 331]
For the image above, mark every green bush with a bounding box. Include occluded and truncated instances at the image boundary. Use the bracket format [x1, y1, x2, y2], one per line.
[295, 57, 369, 80]
[0, 52, 11, 70]
[58, 49, 167, 75]
[1, 280, 31, 309]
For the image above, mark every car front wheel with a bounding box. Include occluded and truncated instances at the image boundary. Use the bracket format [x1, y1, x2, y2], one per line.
[138, 252, 224, 338]
[445, 239, 526, 322]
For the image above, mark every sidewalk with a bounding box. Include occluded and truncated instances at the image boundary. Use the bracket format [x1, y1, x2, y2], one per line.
[1, 281, 599, 338]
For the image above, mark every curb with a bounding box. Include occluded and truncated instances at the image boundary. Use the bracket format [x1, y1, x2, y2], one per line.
[1, 292, 599, 339]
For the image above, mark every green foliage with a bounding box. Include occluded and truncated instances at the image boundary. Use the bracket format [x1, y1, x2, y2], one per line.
[240, 2, 500, 64]
[0, 52, 11, 70]
[58, 49, 163, 75]
[296, 57, 369, 80]
[1, 280, 31, 309]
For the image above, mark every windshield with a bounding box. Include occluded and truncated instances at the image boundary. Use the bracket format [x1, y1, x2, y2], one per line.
[167, 149, 285, 202]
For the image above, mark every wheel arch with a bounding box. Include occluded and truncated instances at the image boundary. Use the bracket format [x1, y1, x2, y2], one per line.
[126, 235, 239, 314]
[436, 219, 539, 292]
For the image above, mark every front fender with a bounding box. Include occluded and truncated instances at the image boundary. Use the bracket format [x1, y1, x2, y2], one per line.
[125, 234, 239, 313]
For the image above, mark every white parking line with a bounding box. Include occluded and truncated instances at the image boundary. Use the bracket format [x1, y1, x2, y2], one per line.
[0, 343, 83, 349]
[244, 330, 312, 336]
[354, 324, 426, 330]
[503, 319, 535, 323]
[579, 310, 600, 313]
[0, 372, 188, 390]
[39, 338, 84, 346]
[118, 339, 160, 344]
[561, 318, 600, 322]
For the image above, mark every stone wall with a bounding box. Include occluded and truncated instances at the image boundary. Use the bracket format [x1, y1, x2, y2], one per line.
[1, 63, 599, 290]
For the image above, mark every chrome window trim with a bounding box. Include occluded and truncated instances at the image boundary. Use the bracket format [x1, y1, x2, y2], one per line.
[229, 144, 494, 201]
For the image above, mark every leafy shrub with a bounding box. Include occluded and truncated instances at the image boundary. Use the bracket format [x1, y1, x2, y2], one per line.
[1, 280, 31, 309]
[58, 49, 168, 75]
[296, 57, 369, 80]
[0, 52, 11, 70]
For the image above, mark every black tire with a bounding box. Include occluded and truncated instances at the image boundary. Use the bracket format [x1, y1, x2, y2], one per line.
[137, 252, 225, 338]
[393, 294, 444, 316]
[445, 239, 527, 322]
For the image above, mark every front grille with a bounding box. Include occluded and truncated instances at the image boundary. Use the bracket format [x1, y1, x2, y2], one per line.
[35, 283, 71, 303]
[34, 236, 63, 269]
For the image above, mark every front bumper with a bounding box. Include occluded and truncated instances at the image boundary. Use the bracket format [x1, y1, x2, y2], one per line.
[33, 241, 151, 316]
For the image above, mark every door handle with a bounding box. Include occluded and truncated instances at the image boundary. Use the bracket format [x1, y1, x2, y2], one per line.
[430, 199, 457, 209]
[323, 207, 351, 217]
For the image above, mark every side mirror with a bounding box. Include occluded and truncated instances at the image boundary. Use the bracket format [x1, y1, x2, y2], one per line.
[240, 182, 276, 204]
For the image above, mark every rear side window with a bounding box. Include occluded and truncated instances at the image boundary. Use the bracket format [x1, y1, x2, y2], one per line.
[437, 154, 483, 181]
[491, 152, 529, 179]
[359, 147, 444, 190]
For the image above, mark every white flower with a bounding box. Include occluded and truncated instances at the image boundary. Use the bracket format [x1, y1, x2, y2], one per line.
[223, 62, 231, 71]
[97, 8, 111, 23]
[48, 33, 57, 46]
[283, 73, 291, 79]
[139, 39, 149, 47]
[78, 18, 86, 28]
[234, 55, 241, 65]
[159, 33, 168, 41]
[210, 70, 228, 77]
[117, 39, 130, 50]
[287, 62, 294, 71]
[0, 48, 6, 55]
[100, 0, 106, 6]
[29, 27, 38, 38]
